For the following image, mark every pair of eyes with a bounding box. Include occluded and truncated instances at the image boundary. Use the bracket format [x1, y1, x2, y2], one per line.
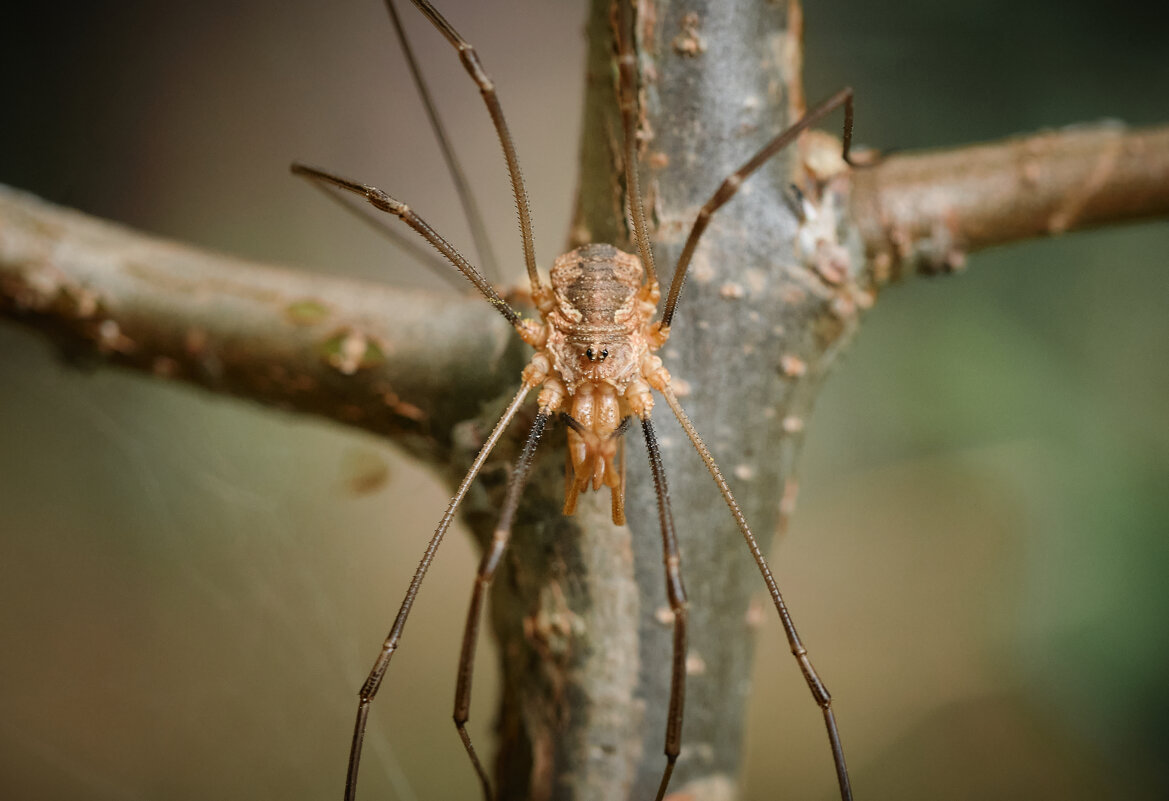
[584, 347, 609, 362]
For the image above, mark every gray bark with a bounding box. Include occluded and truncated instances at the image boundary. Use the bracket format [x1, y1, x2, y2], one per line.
[485, 1, 863, 798]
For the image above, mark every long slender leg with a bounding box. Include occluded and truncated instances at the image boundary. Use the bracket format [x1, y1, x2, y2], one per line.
[660, 88, 855, 328]
[383, 0, 500, 280]
[403, 0, 541, 292]
[290, 164, 522, 328]
[344, 384, 533, 801]
[640, 415, 689, 801]
[454, 408, 550, 801]
[659, 385, 853, 801]
[301, 176, 467, 291]
[614, 0, 658, 286]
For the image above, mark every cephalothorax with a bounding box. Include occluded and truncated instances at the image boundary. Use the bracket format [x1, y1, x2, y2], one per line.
[293, 1, 856, 800]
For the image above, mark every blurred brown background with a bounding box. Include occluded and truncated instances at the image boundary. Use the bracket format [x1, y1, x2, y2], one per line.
[2, 1, 1167, 799]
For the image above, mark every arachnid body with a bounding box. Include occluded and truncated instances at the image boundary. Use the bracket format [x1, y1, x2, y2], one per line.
[526, 244, 666, 526]
[295, 1, 857, 799]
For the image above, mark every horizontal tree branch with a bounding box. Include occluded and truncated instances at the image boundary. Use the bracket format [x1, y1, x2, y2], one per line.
[6, 126, 1165, 446]
[0, 183, 519, 463]
[850, 122, 1169, 280]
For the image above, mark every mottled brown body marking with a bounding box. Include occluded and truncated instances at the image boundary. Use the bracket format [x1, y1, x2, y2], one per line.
[520, 243, 670, 525]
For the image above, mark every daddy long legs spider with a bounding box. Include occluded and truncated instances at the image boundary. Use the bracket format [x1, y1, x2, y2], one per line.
[294, 1, 857, 799]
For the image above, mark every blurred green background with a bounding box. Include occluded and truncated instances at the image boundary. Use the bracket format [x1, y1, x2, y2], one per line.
[1, 1, 1166, 799]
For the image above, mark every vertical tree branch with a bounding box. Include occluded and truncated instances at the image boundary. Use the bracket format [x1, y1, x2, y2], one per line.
[484, 1, 866, 797]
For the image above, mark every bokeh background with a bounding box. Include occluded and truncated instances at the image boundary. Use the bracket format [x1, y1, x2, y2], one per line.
[2, 1, 1167, 799]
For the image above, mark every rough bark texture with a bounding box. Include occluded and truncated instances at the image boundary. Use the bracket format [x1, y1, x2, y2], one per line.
[852, 123, 1169, 280]
[2, 1, 1168, 800]
[487, 1, 865, 798]
[0, 184, 518, 464]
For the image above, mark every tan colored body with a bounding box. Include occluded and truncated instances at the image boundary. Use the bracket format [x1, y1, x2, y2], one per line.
[517, 244, 670, 525]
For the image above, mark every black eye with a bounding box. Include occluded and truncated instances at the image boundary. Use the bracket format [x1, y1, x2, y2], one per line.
[585, 347, 595, 361]
[600, 349, 609, 360]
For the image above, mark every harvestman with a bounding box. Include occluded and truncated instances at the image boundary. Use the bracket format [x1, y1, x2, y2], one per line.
[293, 1, 857, 799]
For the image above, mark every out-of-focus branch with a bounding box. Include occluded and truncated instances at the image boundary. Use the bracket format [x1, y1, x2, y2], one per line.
[0, 184, 518, 463]
[851, 123, 1169, 280]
